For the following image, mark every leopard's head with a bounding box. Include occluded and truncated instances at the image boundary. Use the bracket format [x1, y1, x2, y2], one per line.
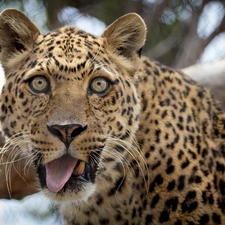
[0, 9, 146, 201]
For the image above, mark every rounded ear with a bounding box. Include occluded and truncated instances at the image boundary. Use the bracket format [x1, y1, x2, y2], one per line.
[102, 13, 146, 59]
[0, 8, 40, 74]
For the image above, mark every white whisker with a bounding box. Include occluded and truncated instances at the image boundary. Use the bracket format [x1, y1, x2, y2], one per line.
[105, 134, 149, 194]
[0, 131, 36, 197]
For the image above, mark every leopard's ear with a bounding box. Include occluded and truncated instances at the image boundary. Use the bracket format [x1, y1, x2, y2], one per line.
[102, 13, 146, 60]
[0, 9, 40, 74]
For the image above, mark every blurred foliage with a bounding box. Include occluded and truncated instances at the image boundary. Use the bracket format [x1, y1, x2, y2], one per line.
[0, 0, 225, 68]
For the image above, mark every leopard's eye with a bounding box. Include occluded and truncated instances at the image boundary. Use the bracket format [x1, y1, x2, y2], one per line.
[29, 76, 50, 93]
[89, 77, 110, 94]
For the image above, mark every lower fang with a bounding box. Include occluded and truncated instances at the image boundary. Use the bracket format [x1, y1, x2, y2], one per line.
[74, 161, 85, 175]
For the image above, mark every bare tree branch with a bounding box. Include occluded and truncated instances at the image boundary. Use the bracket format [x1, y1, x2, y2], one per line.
[203, 13, 225, 48]
[172, 1, 225, 68]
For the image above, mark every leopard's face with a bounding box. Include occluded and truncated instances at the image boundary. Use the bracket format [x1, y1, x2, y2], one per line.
[0, 10, 145, 201]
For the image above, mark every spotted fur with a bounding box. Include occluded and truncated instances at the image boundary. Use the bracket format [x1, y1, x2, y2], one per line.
[1, 9, 225, 225]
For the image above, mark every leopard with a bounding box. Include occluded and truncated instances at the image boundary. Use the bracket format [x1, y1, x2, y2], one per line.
[0, 8, 225, 225]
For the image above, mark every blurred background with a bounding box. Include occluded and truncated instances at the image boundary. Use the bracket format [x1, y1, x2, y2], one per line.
[0, 0, 225, 224]
[0, 0, 225, 69]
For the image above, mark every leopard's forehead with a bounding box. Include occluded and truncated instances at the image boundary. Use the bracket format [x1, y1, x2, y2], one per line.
[38, 26, 103, 55]
[18, 26, 115, 82]
[32, 26, 104, 63]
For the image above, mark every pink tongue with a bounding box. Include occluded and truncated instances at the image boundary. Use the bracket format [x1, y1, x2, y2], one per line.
[46, 154, 78, 192]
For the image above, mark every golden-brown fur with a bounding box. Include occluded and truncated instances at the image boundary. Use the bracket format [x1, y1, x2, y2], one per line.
[1, 9, 225, 225]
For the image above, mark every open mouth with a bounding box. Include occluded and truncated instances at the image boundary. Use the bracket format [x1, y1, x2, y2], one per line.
[37, 154, 96, 193]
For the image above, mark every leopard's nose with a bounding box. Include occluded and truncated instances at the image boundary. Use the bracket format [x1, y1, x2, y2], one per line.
[47, 124, 87, 148]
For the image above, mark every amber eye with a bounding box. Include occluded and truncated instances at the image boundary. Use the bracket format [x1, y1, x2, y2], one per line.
[29, 76, 49, 93]
[90, 77, 110, 94]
